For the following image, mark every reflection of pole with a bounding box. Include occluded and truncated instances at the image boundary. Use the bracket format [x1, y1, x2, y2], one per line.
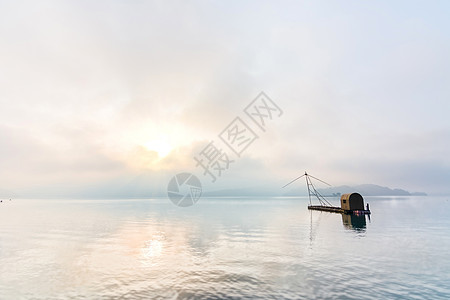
[309, 209, 313, 245]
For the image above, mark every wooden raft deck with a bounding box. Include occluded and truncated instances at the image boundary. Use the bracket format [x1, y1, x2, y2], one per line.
[308, 205, 371, 215]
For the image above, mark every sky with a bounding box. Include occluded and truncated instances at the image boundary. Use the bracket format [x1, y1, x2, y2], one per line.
[0, 0, 449, 197]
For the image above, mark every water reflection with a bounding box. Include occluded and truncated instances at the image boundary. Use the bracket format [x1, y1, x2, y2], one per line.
[341, 214, 367, 231]
[309, 210, 324, 246]
[309, 210, 369, 242]
[1, 198, 449, 299]
[142, 239, 163, 258]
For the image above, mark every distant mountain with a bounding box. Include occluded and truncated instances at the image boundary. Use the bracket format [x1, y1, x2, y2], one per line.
[0, 188, 17, 198]
[203, 187, 279, 197]
[203, 184, 427, 197]
[316, 184, 427, 197]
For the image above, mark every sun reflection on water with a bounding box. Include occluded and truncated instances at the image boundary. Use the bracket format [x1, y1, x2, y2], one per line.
[142, 239, 163, 258]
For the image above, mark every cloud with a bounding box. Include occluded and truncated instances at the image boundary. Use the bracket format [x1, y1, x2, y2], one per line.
[0, 1, 449, 196]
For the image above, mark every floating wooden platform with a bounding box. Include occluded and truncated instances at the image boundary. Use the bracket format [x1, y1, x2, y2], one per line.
[308, 205, 371, 215]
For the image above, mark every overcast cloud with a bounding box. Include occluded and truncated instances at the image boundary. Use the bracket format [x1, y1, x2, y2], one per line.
[0, 0, 449, 197]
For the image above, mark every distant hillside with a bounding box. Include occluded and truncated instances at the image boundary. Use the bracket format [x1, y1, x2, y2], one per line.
[203, 187, 279, 197]
[203, 184, 426, 197]
[0, 188, 17, 198]
[317, 184, 427, 197]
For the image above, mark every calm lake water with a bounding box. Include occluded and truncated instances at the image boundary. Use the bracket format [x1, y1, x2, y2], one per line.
[1, 196, 449, 299]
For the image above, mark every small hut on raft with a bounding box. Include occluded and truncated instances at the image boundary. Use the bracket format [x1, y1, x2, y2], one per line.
[340, 193, 365, 211]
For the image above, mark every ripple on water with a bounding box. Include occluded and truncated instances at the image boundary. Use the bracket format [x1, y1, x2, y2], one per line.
[1, 198, 450, 299]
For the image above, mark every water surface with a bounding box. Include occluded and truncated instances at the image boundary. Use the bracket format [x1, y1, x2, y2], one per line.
[1, 196, 449, 299]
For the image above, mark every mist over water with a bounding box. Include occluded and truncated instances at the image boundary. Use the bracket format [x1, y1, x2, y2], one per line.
[1, 196, 449, 299]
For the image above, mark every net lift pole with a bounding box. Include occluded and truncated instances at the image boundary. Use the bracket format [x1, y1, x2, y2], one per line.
[282, 172, 333, 207]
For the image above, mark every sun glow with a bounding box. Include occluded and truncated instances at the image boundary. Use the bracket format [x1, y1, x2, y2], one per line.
[144, 139, 173, 158]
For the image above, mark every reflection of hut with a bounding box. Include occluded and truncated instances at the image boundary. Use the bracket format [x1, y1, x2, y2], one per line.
[340, 193, 364, 211]
[342, 214, 366, 230]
